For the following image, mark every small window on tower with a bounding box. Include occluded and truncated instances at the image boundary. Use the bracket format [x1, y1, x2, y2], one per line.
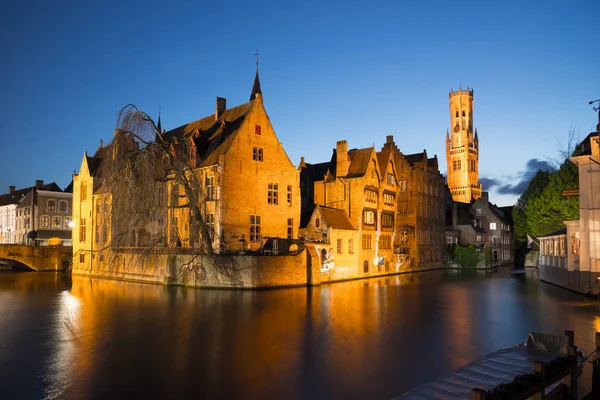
[255, 124, 261, 135]
[462, 110, 466, 117]
[455, 111, 459, 118]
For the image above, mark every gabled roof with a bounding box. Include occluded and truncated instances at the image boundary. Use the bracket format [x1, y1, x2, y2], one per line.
[0, 187, 31, 206]
[377, 150, 392, 177]
[318, 206, 355, 230]
[539, 227, 567, 238]
[164, 100, 256, 168]
[347, 148, 374, 178]
[303, 161, 332, 182]
[404, 152, 425, 165]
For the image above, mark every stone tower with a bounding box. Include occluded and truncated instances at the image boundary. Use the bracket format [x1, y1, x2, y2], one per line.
[445, 87, 482, 203]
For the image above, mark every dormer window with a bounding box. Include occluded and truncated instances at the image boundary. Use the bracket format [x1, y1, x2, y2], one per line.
[255, 124, 261, 135]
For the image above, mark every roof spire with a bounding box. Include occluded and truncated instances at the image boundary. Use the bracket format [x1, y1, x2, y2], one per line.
[155, 106, 162, 142]
[250, 50, 262, 101]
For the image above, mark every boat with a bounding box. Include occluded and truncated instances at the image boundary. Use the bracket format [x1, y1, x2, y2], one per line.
[396, 332, 586, 399]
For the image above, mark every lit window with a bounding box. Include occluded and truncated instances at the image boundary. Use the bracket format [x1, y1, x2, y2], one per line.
[79, 218, 86, 242]
[252, 147, 263, 162]
[382, 213, 394, 227]
[362, 234, 372, 250]
[267, 182, 279, 205]
[379, 235, 392, 250]
[363, 210, 375, 225]
[476, 234, 482, 242]
[52, 217, 61, 228]
[384, 193, 395, 206]
[41, 216, 49, 228]
[249, 215, 261, 243]
[365, 190, 377, 203]
[47, 200, 56, 212]
[64, 217, 73, 229]
[490, 222, 497, 230]
[205, 176, 215, 200]
[387, 173, 394, 185]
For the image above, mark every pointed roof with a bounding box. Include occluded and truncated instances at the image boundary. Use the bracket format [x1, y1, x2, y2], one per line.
[316, 205, 355, 230]
[250, 69, 262, 101]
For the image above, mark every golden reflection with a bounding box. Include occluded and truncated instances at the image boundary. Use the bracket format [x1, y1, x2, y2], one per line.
[594, 316, 600, 333]
[43, 291, 82, 400]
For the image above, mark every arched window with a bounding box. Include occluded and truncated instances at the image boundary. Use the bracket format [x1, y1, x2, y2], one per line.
[571, 233, 580, 255]
[47, 200, 56, 212]
[363, 260, 369, 273]
[455, 111, 459, 118]
[59, 201, 67, 212]
[64, 217, 73, 229]
[462, 110, 466, 117]
[321, 249, 327, 264]
[52, 216, 61, 228]
[41, 216, 49, 228]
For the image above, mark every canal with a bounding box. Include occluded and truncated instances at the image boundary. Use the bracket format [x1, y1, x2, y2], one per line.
[1, 268, 599, 399]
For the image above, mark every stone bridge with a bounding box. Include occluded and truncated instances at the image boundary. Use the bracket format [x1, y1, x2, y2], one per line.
[0, 244, 72, 271]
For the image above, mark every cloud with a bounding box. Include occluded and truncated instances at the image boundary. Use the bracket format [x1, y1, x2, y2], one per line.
[481, 158, 554, 196]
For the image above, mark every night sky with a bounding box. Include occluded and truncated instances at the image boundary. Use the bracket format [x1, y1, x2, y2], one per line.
[1, 0, 598, 206]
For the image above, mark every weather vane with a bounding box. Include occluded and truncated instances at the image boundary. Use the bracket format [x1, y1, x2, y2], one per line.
[590, 99, 600, 113]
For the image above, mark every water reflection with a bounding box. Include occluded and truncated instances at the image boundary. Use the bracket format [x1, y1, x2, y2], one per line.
[1, 268, 600, 399]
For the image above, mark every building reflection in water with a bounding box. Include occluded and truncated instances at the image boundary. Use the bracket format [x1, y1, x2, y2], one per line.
[2, 268, 600, 399]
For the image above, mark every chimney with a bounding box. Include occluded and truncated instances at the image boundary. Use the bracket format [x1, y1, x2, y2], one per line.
[9, 186, 15, 194]
[481, 191, 489, 203]
[215, 97, 226, 120]
[336, 140, 350, 177]
[35, 180, 44, 189]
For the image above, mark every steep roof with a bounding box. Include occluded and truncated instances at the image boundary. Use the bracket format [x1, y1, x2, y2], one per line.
[249, 69, 262, 101]
[164, 100, 256, 168]
[539, 227, 567, 238]
[377, 150, 392, 176]
[347, 148, 374, 178]
[303, 161, 331, 182]
[404, 152, 425, 165]
[0, 187, 31, 206]
[318, 206, 355, 230]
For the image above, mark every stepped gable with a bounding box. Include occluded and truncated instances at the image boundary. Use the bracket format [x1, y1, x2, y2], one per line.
[163, 100, 256, 168]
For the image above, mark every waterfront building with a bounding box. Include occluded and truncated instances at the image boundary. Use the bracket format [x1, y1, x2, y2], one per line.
[541, 118, 600, 293]
[72, 69, 300, 273]
[299, 135, 445, 278]
[3, 180, 73, 246]
[445, 87, 482, 203]
[164, 70, 300, 252]
[448, 192, 515, 266]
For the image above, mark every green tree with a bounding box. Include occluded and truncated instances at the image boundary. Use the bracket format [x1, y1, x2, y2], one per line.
[451, 244, 482, 269]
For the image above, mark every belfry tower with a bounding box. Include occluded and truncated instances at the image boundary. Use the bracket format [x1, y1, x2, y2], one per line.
[445, 87, 482, 203]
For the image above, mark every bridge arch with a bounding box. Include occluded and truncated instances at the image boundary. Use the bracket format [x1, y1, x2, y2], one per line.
[0, 244, 72, 271]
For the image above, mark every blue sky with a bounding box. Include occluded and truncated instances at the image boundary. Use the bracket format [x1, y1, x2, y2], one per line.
[1, 0, 598, 206]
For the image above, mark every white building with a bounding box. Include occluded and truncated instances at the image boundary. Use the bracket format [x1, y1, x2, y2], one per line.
[0, 186, 32, 244]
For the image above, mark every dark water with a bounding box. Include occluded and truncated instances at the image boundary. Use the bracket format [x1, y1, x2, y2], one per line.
[1, 268, 599, 399]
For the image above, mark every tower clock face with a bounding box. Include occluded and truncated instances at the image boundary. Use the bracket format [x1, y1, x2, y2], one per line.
[454, 124, 460, 133]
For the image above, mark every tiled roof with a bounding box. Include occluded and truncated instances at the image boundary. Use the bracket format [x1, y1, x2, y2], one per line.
[303, 161, 331, 182]
[539, 227, 567, 238]
[404, 152, 424, 165]
[0, 187, 31, 206]
[164, 100, 255, 168]
[319, 206, 355, 230]
[346, 148, 373, 178]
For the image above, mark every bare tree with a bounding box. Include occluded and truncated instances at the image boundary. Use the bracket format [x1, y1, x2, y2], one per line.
[546, 122, 579, 169]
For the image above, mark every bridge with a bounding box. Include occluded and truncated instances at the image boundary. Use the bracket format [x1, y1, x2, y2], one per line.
[0, 244, 72, 271]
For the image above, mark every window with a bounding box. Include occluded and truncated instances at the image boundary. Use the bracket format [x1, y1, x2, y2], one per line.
[59, 201, 67, 212]
[205, 176, 215, 200]
[52, 217, 61, 228]
[506, 225, 510, 232]
[382, 213, 394, 228]
[399, 180, 408, 192]
[490, 222, 497, 230]
[384, 193, 395, 206]
[387, 173, 394, 185]
[267, 183, 279, 205]
[315, 218, 320, 228]
[379, 235, 392, 250]
[337, 238, 343, 254]
[250, 215, 261, 243]
[252, 147, 263, 162]
[365, 190, 377, 203]
[399, 201, 408, 214]
[80, 182, 87, 201]
[473, 219, 481, 228]
[64, 217, 73, 229]
[363, 260, 369, 273]
[446, 236, 453, 245]
[348, 239, 354, 254]
[47, 200, 56, 212]
[255, 124, 261, 135]
[453, 160, 462, 170]
[455, 111, 459, 118]
[287, 185, 292, 205]
[79, 253, 85, 263]
[79, 218, 86, 242]
[206, 214, 215, 239]
[462, 110, 466, 117]
[400, 229, 409, 243]
[476, 234, 482, 242]
[362, 234, 372, 250]
[287, 218, 293, 239]
[363, 210, 375, 225]
[476, 208, 482, 216]
[41, 216, 49, 228]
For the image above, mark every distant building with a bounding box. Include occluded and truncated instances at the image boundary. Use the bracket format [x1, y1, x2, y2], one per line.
[447, 192, 515, 265]
[445, 88, 482, 203]
[0, 180, 73, 246]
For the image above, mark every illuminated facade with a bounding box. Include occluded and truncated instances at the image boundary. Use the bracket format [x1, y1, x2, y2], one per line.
[445, 88, 482, 203]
